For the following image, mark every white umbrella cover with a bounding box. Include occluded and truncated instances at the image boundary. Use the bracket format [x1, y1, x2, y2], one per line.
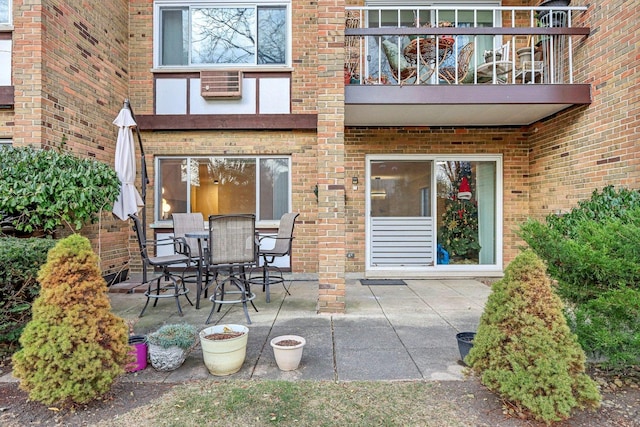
[112, 107, 144, 220]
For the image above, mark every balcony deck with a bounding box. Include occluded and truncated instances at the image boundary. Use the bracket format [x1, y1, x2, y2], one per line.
[344, 5, 591, 126]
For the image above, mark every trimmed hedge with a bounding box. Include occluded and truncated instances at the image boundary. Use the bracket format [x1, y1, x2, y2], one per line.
[519, 186, 640, 304]
[467, 250, 601, 423]
[12, 235, 129, 405]
[519, 186, 640, 370]
[0, 237, 56, 346]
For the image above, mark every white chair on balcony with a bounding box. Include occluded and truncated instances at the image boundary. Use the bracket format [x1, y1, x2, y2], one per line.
[476, 41, 513, 84]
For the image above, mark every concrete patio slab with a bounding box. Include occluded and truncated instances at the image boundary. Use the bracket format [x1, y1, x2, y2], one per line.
[1, 277, 492, 384]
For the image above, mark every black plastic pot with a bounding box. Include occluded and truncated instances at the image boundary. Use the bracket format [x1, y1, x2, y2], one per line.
[456, 332, 476, 364]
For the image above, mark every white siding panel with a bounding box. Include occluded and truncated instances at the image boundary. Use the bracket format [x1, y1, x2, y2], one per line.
[258, 78, 290, 113]
[371, 217, 433, 266]
[0, 40, 10, 86]
[156, 79, 188, 114]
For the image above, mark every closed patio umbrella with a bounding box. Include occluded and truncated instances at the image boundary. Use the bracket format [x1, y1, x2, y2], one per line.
[112, 106, 144, 220]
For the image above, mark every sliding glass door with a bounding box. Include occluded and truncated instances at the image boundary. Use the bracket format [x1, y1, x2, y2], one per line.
[367, 155, 501, 271]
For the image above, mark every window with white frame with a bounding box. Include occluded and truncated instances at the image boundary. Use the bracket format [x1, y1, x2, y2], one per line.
[156, 156, 290, 222]
[155, 1, 289, 67]
[0, 0, 10, 25]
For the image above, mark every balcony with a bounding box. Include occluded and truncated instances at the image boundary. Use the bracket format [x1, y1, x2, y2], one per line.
[344, 5, 590, 126]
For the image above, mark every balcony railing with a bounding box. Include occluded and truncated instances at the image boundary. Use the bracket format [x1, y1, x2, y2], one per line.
[345, 5, 589, 86]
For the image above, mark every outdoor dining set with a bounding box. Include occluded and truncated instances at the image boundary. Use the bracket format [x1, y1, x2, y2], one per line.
[128, 212, 299, 325]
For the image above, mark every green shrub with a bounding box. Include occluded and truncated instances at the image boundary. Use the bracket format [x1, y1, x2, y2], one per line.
[518, 186, 640, 370]
[0, 237, 56, 346]
[567, 288, 640, 370]
[519, 186, 640, 304]
[467, 250, 601, 424]
[0, 145, 120, 234]
[11, 235, 130, 406]
[146, 324, 198, 350]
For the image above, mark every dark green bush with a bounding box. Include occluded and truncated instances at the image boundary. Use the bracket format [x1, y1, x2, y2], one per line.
[0, 145, 120, 233]
[519, 186, 640, 304]
[467, 250, 601, 424]
[0, 237, 56, 346]
[519, 186, 640, 370]
[567, 288, 640, 370]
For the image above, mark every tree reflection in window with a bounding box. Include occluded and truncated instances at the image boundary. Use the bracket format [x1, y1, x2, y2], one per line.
[191, 6, 286, 65]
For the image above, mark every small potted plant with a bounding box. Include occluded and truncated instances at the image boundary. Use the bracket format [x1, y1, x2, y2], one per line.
[270, 335, 306, 371]
[146, 323, 198, 371]
[199, 324, 249, 376]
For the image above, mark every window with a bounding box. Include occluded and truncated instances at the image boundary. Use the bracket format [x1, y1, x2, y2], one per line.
[436, 160, 497, 265]
[0, 1, 10, 25]
[156, 1, 289, 67]
[156, 156, 290, 222]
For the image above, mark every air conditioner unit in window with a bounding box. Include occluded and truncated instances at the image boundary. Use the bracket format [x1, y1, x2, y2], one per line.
[200, 70, 242, 98]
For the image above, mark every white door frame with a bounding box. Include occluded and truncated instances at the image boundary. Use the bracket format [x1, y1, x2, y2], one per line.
[365, 153, 504, 278]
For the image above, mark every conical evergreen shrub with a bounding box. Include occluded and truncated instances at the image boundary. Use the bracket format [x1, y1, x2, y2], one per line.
[466, 250, 601, 423]
[12, 234, 130, 405]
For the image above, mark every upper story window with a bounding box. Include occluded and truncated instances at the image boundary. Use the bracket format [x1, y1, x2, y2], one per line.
[155, 1, 290, 68]
[0, 0, 11, 25]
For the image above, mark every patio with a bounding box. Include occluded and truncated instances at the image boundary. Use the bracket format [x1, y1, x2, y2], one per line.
[108, 276, 491, 383]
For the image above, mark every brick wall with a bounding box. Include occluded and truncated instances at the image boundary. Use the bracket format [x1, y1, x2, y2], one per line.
[141, 130, 320, 275]
[0, 111, 12, 138]
[10, 0, 131, 278]
[345, 127, 530, 269]
[528, 0, 640, 218]
[316, 0, 347, 313]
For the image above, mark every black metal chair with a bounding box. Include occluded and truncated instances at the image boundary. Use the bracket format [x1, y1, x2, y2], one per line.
[172, 212, 213, 309]
[129, 214, 193, 317]
[204, 214, 259, 324]
[250, 212, 299, 303]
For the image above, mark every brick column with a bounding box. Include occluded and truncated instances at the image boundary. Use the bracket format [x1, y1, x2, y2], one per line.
[316, 0, 346, 313]
[11, 0, 45, 148]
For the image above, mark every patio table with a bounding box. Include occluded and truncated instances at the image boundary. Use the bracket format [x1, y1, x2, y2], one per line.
[476, 60, 513, 84]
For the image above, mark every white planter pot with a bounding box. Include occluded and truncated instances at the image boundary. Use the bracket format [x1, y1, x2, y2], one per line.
[199, 324, 249, 376]
[270, 335, 306, 371]
[148, 343, 189, 371]
[517, 48, 533, 63]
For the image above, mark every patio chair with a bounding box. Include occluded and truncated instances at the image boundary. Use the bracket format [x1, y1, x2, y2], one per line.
[381, 39, 417, 85]
[172, 212, 212, 309]
[250, 212, 300, 303]
[204, 214, 259, 324]
[439, 42, 475, 84]
[129, 214, 193, 317]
